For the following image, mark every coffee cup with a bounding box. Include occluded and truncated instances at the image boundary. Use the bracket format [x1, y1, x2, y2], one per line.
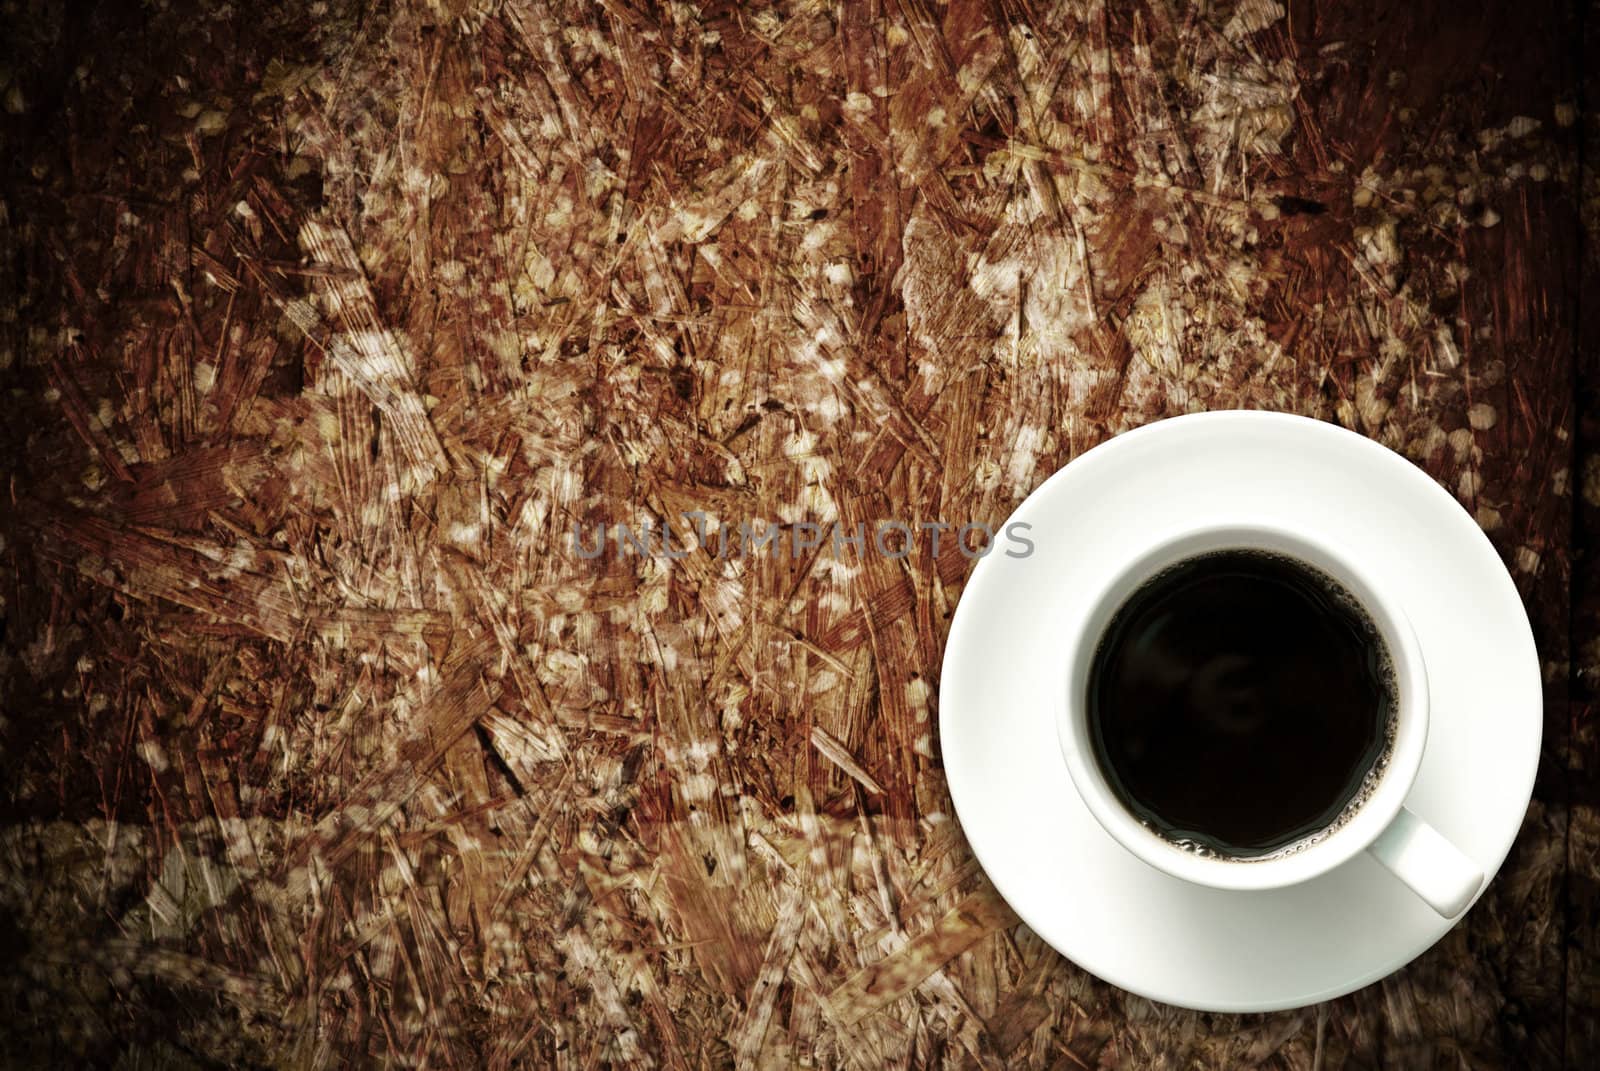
[1055, 520, 1483, 917]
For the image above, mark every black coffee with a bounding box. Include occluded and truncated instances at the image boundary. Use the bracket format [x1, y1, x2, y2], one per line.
[1086, 549, 1394, 858]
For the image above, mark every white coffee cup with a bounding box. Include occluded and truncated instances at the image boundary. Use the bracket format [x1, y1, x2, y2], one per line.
[1055, 521, 1483, 918]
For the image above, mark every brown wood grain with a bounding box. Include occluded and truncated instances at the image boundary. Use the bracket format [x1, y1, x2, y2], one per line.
[0, 0, 1587, 1067]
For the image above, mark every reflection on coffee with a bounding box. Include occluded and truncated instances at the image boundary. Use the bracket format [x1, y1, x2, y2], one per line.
[1087, 550, 1395, 858]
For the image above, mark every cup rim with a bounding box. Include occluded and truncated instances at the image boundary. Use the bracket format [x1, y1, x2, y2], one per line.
[1056, 519, 1430, 892]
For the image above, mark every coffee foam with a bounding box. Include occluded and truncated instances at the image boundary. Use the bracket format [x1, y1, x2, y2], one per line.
[1128, 547, 1400, 863]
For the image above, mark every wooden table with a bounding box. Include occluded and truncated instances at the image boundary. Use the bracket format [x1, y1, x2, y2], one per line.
[0, 0, 1590, 1066]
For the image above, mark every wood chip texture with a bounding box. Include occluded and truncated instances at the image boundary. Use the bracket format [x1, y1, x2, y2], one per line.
[0, 0, 1589, 1068]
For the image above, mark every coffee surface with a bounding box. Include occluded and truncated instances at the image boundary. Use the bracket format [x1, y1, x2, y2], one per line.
[1087, 550, 1393, 857]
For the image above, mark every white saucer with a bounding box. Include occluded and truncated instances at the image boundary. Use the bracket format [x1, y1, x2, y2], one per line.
[939, 411, 1541, 1012]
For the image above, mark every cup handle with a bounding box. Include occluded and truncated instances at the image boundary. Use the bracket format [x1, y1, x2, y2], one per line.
[1365, 807, 1483, 917]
